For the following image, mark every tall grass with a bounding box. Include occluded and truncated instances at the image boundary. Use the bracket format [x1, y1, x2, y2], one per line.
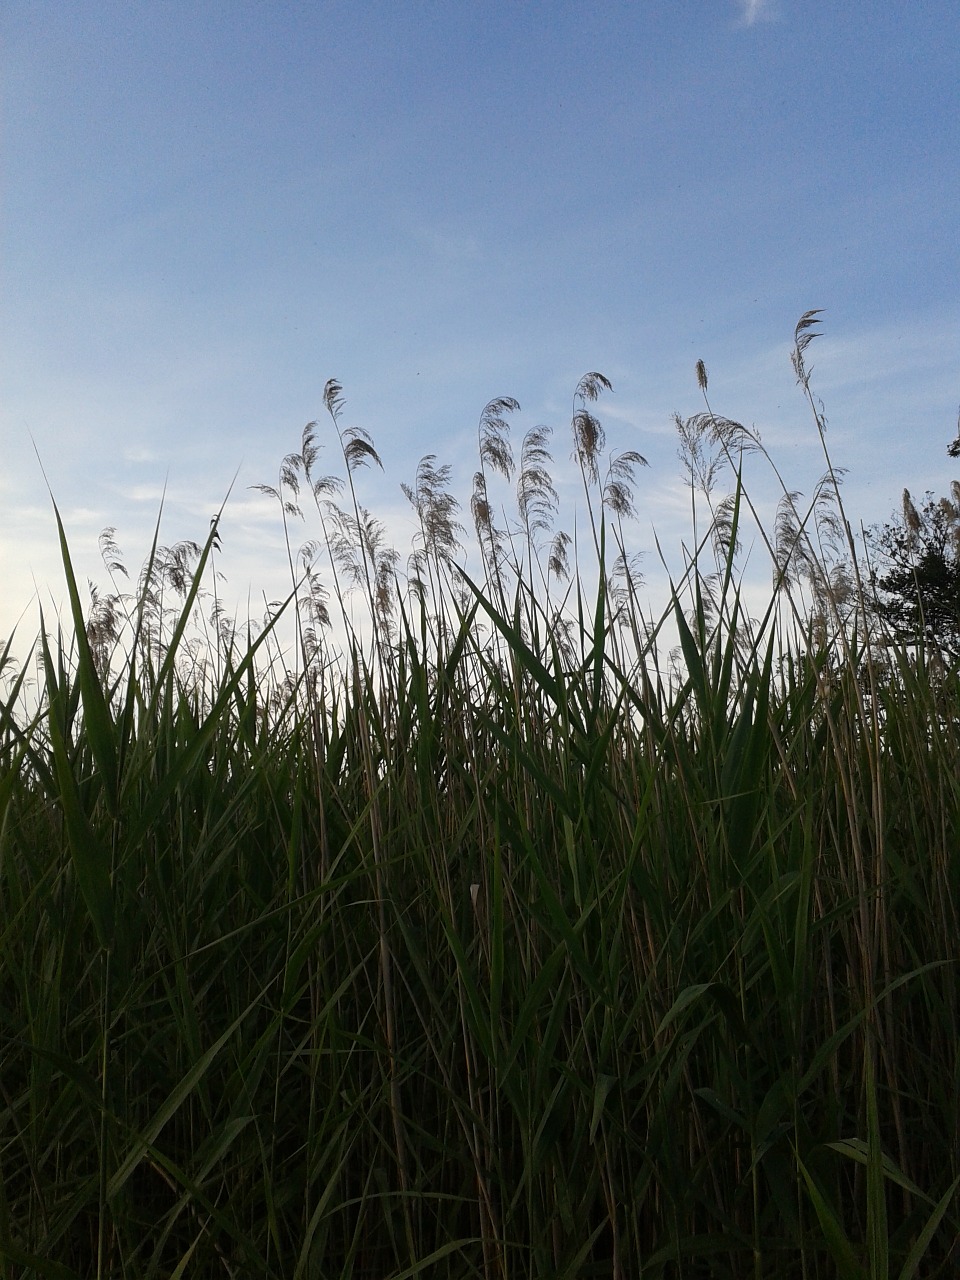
[2, 317, 958, 1277]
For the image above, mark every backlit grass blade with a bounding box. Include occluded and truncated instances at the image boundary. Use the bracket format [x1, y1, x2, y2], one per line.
[896, 1173, 960, 1280]
[107, 986, 272, 1199]
[796, 1152, 867, 1280]
[49, 497, 119, 813]
[38, 618, 114, 949]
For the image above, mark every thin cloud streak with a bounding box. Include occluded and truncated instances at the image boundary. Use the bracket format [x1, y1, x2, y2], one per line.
[736, 0, 779, 27]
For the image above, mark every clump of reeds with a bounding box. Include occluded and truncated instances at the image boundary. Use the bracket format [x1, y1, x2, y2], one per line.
[1, 315, 958, 1278]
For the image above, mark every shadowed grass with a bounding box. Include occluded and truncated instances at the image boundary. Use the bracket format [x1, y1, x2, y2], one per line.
[2, 324, 959, 1277]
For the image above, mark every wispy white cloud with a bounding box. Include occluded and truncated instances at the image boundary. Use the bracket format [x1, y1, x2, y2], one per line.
[735, 0, 779, 27]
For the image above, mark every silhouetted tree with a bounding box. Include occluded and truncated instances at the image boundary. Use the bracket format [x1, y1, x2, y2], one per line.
[869, 483, 960, 655]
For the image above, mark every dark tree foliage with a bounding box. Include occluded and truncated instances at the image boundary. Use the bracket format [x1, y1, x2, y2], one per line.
[869, 484, 960, 655]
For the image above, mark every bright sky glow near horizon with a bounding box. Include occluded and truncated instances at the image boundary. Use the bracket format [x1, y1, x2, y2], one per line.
[2, 1, 959, 660]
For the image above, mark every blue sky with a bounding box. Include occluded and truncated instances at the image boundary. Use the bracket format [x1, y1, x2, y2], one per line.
[3, 0, 959, 653]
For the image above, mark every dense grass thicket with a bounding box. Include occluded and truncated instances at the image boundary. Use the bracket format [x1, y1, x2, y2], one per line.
[2, 318, 959, 1277]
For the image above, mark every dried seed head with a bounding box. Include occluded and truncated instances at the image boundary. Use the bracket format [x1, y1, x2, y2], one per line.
[791, 309, 824, 384]
[517, 425, 559, 537]
[323, 379, 345, 420]
[696, 359, 708, 392]
[548, 529, 572, 581]
[575, 372, 613, 403]
[573, 409, 605, 484]
[902, 488, 921, 536]
[478, 397, 518, 480]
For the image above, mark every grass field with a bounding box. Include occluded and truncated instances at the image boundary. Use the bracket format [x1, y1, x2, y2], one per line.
[2, 319, 958, 1277]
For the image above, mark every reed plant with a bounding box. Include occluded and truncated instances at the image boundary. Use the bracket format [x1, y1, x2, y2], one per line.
[1, 316, 958, 1277]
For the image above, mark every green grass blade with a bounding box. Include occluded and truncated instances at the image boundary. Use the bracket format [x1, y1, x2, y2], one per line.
[796, 1152, 867, 1280]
